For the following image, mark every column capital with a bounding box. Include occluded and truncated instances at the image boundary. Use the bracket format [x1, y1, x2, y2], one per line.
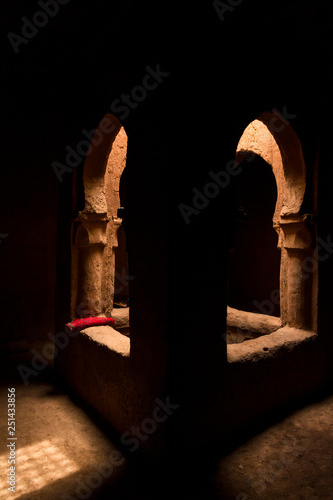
[75, 212, 109, 247]
[278, 215, 312, 250]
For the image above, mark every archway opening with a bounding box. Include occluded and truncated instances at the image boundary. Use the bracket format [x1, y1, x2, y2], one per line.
[228, 154, 280, 317]
[226, 110, 316, 345]
[71, 114, 131, 336]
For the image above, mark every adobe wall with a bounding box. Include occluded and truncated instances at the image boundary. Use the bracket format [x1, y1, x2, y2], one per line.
[1, 0, 332, 456]
[0, 111, 59, 346]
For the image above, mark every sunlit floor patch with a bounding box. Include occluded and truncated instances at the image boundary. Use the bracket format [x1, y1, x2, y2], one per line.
[0, 439, 79, 498]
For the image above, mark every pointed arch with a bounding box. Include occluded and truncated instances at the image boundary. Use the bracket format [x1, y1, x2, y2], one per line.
[71, 114, 128, 319]
[236, 111, 306, 223]
[230, 110, 316, 331]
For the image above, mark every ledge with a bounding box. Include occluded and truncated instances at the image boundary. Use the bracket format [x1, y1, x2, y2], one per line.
[227, 327, 317, 364]
[79, 325, 130, 357]
[111, 308, 130, 336]
[227, 306, 281, 335]
[112, 307, 130, 329]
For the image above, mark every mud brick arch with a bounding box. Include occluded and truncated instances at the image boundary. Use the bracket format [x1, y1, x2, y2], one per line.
[233, 110, 316, 330]
[71, 114, 128, 319]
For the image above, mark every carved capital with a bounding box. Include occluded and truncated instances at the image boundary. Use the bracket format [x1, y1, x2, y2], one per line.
[279, 216, 312, 250]
[75, 212, 109, 247]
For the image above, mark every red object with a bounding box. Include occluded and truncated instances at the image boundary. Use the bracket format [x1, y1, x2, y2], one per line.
[65, 317, 115, 332]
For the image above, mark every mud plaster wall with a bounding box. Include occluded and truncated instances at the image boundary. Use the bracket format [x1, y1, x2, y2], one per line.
[0, 112, 59, 345]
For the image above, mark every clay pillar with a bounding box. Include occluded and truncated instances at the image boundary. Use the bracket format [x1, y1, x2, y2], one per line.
[75, 213, 109, 318]
[279, 217, 312, 329]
